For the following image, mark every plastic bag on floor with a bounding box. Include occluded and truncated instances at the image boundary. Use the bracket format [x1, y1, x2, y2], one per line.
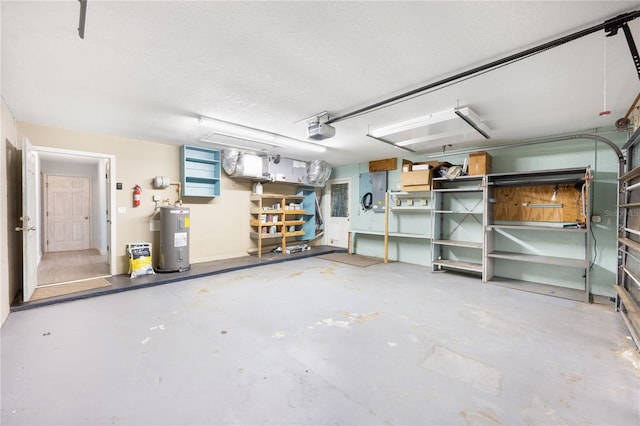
[127, 243, 155, 278]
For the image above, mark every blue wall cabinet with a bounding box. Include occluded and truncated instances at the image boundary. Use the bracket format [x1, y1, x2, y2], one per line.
[181, 145, 221, 197]
[296, 188, 317, 241]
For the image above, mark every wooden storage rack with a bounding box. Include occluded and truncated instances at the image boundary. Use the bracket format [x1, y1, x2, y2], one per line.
[249, 194, 309, 257]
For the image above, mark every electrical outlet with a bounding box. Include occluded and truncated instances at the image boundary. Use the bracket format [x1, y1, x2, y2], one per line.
[153, 194, 161, 202]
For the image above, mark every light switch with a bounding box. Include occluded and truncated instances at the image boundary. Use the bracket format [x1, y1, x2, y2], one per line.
[118, 207, 127, 214]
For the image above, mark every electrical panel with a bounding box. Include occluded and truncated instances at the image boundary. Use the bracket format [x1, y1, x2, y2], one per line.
[359, 171, 387, 213]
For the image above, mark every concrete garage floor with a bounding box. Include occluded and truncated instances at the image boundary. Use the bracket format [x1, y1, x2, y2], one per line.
[1, 258, 639, 425]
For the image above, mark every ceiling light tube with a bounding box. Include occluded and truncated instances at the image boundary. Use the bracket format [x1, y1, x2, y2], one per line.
[369, 106, 490, 148]
[394, 130, 476, 147]
[198, 139, 260, 153]
[205, 131, 286, 148]
[370, 109, 458, 138]
[198, 116, 326, 153]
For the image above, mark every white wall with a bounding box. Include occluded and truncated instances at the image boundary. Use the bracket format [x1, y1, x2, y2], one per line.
[16, 122, 264, 275]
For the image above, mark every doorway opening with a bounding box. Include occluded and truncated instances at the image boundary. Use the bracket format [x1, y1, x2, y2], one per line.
[22, 146, 116, 302]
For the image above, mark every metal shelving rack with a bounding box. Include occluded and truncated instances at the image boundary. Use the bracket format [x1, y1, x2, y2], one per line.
[431, 175, 486, 275]
[484, 167, 592, 303]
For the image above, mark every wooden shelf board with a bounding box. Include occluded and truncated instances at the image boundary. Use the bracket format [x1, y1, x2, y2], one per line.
[285, 209, 307, 215]
[284, 220, 305, 226]
[620, 166, 640, 182]
[621, 267, 640, 290]
[285, 231, 306, 237]
[433, 239, 482, 249]
[250, 232, 283, 239]
[432, 259, 483, 273]
[250, 207, 284, 214]
[250, 219, 283, 226]
[618, 237, 640, 252]
[623, 228, 640, 237]
[487, 251, 586, 268]
[614, 285, 640, 326]
[250, 193, 285, 201]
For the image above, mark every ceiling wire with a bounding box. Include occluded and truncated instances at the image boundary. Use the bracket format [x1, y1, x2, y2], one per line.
[600, 37, 611, 116]
[325, 10, 640, 125]
[340, 45, 557, 123]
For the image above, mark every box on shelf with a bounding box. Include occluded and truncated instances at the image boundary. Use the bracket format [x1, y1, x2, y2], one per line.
[401, 160, 440, 192]
[468, 152, 491, 175]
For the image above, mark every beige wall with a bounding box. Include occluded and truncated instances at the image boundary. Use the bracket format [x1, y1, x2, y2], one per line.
[17, 122, 263, 275]
[1, 99, 19, 325]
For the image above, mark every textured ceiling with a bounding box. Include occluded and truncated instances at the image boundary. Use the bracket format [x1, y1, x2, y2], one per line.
[2, 1, 640, 166]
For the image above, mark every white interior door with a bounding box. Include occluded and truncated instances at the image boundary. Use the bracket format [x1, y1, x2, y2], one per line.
[21, 138, 38, 302]
[46, 175, 91, 252]
[325, 178, 351, 248]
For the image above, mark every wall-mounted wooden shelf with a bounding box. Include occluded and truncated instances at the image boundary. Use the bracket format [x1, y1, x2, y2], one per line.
[181, 145, 221, 197]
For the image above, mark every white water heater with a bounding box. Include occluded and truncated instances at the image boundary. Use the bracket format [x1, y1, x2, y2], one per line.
[157, 206, 190, 272]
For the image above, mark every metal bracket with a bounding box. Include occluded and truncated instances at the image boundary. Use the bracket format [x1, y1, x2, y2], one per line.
[78, 0, 87, 39]
[605, 13, 640, 82]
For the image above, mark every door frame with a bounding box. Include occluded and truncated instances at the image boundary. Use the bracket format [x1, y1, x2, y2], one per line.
[323, 177, 351, 248]
[32, 146, 116, 274]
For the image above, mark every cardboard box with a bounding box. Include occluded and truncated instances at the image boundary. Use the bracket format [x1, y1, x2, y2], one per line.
[401, 161, 440, 191]
[468, 152, 491, 175]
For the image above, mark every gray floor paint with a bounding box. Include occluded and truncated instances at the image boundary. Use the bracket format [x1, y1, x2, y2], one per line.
[2, 258, 639, 425]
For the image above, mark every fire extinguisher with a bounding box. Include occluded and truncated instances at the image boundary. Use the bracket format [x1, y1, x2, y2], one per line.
[133, 185, 141, 207]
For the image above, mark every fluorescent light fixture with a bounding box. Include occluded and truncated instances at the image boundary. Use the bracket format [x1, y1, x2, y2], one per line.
[369, 107, 490, 150]
[198, 116, 326, 153]
[203, 131, 286, 148]
[200, 133, 277, 154]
